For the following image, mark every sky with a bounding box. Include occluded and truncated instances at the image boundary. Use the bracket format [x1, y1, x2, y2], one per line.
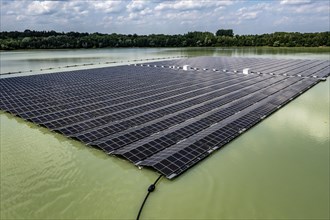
[1, 0, 329, 35]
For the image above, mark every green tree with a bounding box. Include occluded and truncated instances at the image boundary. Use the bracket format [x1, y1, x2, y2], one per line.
[216, 29, 234, 37]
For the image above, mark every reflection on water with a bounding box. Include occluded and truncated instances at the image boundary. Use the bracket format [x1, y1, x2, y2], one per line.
[0, 48, 329, 219]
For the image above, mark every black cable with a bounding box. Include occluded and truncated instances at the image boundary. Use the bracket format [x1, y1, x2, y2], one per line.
[136, 174, 163, 220]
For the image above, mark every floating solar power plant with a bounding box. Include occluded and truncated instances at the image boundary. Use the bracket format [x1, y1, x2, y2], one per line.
[0, 56, 329, 179]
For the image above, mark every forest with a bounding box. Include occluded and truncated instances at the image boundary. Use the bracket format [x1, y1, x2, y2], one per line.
[0, 29, 329, 50]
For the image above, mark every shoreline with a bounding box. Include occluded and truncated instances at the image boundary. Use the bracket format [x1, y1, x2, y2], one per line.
[1, 46, 330, 52]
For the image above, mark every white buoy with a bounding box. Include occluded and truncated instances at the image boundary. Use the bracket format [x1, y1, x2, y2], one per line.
[243, 68, 250, 75]
[183, 65, 191, 71]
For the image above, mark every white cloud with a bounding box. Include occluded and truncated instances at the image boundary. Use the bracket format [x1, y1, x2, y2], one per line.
[155, 0, 232, 11]
[236, 6, 262, 22]
[140, 8, 153, 16]
[164, 10, 199, 21]
[280, 0, 312, 5]
[126, 0, 148, 12]
[61, 1, 90, 18]
[0, 0, 329, 34]
[6, 10, 16, 16]
[293, 3, 330, 14]
[273, 16, 291, 26]
[93, 1, 126, 13]
[16, 15, 27, 21]
[27, 1, 59, 15]
[242, 11, 258, 20]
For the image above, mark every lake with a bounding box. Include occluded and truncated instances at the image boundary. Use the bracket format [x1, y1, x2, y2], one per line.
[1, 47, 329, 219]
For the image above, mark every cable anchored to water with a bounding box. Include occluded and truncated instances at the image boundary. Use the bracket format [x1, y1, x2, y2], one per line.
[136, 174, 163, 220]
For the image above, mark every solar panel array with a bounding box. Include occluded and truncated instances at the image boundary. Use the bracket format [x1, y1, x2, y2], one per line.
[1, 57, 329, 179]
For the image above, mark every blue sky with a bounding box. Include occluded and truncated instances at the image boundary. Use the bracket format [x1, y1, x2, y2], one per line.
[1, 0, 329, 35]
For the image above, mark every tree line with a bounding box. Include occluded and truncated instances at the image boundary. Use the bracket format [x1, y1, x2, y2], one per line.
[0, 29, 329, 50]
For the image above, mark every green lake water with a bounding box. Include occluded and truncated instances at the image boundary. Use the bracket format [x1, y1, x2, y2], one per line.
[0, 47, 329, 219]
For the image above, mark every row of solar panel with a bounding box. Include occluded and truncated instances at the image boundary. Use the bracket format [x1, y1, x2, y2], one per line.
[56, 76, 266, 135]
[2, 59, 327, 116]
[24, 74, 238, 120]
[38, 75, 260, 131]
[0, 66, 193, 102]
[145, 57, 286, 72]
[1, 73, 232, 116]
[145, 57, 300, 73]
[189, 57, 328, 76]
[254, 59, 313, 74]
[190, 58, 329, 78]
[138, 100, 278, 169]
[85, 76, 285, 147]
[158, 58, 329, 78]
[106, 77, 302, 164]
[144, 57, 329, 78]
[0, 69, 184, 100]
[111, 87, 286, 163]
[15, 76, 232, 118]
[138, 78, 320, 178]
[0, 65, 161, 86]
[0, 67, 234, 113]
[258, 60, 329, 77]
[0, 66, 186, 103]
[120, 77, 302, 167]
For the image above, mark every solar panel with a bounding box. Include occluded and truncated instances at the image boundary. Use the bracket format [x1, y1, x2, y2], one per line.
[0, 56, 328, 179]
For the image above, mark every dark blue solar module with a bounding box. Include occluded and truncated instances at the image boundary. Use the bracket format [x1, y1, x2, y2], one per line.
[0, 56, 329, 179]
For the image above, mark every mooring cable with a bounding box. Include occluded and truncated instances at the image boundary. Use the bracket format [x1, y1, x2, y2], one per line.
[136, 174, 163, 220]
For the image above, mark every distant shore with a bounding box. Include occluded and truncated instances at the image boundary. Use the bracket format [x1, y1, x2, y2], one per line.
[1, 30, 329, 50]
[1, 46, 330, 53]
